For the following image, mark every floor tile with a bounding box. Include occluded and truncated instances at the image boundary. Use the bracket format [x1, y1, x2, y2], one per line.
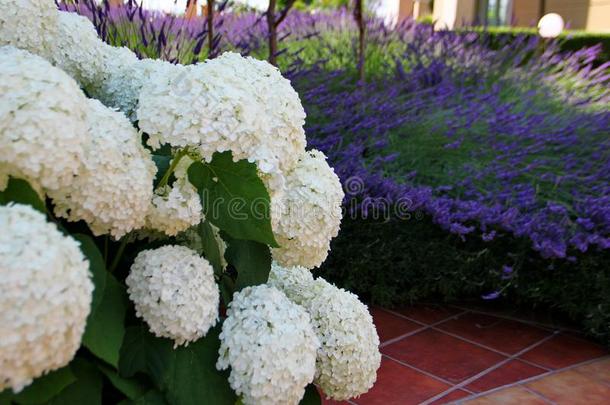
[428, 389, 470, 404]
[382, 329, 506, 383]
[465, 360, 547, 393]
[519, 334, 607, 369]
[572, 357, 610, 384]
[463, 386, 548, 404]
[437, 312, 550, 354]
[355, 357, 450, 405]
[371, 307, 421, 343]
[393, 305, 462, 325]
[525, 369, 610, 404]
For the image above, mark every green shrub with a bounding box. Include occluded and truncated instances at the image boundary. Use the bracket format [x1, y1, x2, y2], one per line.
[316, 216, 610, 344]
[462, 26, 610, 63]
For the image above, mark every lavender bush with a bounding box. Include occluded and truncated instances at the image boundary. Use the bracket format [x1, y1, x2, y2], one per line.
[62, 1, 609, 262]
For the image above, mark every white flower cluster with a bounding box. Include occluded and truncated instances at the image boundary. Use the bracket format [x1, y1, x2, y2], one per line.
[126, 245, 219, 347]
[0, 46, 89, 193]
[271, 150, 344, 269]
[50, 11, 108, 90]
[0, 0, 57, 59]
[145, 155, 203, 237]
[94, 52, 180, 121]
[268, 263, 381, 401]
[217, 285, 319, 405]
[137, 52, 306, 178]
[0, 204, 93, 393]
[267, 261, 314, 304]
[52, 98, 156, 238]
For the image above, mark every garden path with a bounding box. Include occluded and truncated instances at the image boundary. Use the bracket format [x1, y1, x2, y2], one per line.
[323, 305, 610, 404]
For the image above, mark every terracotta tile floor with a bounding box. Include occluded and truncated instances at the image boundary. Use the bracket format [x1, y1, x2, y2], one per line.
[322, 306, 610, 405]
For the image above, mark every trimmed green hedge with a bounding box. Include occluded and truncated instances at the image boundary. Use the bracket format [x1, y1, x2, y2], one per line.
[462, 26, 610, 63]
[316, 216, 610, 344]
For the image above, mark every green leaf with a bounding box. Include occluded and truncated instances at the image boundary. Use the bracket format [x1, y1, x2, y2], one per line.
[0, 177, 45, 213]
[224, 233, 272, 291]
[97, 364, 149, 401]
[73, 234, 107, 316]
[119, 325, 173, 387]
[128, 390, 168, 405]
[82, 266, 128, 367]
[299, 384, 322, 405]
[188, 151, 278, 247]
[6, 367, 75, 405]
[47, 359, 102, 405]
[198, 221, 224, 275]
[219, 274, 236, 307]
[161, 326, 237, 405]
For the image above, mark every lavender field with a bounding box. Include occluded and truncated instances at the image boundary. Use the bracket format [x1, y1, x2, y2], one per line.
[64, 0, 610, 337]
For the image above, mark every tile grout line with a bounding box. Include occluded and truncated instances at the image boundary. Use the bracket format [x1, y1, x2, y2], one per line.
[427, 326, 555, 369]
[382, 306, 557, 367]
[381, 307, 470, 328]
[378, 308, 470, 348]
[448, 304, 575, 334]
[454, 355, 610, 403]
[382, 353, 460, 388]
[420, 332, 559, 405]
[379, 325, 429, 348]
[520, 385, 557, 405]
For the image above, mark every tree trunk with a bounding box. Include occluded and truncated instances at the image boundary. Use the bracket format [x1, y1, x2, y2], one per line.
[207, 0, 215, 58]
[267, 0, 278, 66]
[354, 0, 365, 82]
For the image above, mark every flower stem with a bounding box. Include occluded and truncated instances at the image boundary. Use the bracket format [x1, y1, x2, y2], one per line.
[157, 149, 188, 189]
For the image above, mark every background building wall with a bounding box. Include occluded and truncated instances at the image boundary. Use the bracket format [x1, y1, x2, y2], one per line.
[587, 0, 610, 31]
[512, 0, 541, 26]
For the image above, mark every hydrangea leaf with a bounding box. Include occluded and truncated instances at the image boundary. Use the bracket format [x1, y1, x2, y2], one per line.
[4, 367, 75, 405]
[47, 359, 103, 405]
[188, 151, 279, 247]
[198, 220, 224, 275]
[161, 325, 237, 405]
[73, 234, 106, 317]
[97, 364, 149, 401]
[223, 233, 272, 291]
[299, 384, 322, 405]
[119, 324, 236, 405]
[118, 325, 173, 387]
[79, 238, 127, 367]
[0, 177, 45, 213]
[117, 389, 168, 405]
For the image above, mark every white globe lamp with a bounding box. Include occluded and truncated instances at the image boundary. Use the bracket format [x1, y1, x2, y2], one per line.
[538, 13, 564, 38]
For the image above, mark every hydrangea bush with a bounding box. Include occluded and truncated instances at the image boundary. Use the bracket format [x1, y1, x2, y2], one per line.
[0, 1, 381, 403]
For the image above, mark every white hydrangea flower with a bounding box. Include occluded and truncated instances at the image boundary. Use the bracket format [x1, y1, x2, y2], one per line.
[0, 204, 93, 393]
[267, 261, 314, 305]
[126, 245, 219, 347]
[217, 285, 319, 405]
[0, 46, 89, 193]
[50, 98, 156, 238]
[92, 46, 181, 120]
[271, 150, 344, 269]
[145, 154, 203, 237]
[0, 0, 57, 59]
[273, 275, 381, 401]
[50, 11, 107, 91]
[137, 52, 306, 179]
